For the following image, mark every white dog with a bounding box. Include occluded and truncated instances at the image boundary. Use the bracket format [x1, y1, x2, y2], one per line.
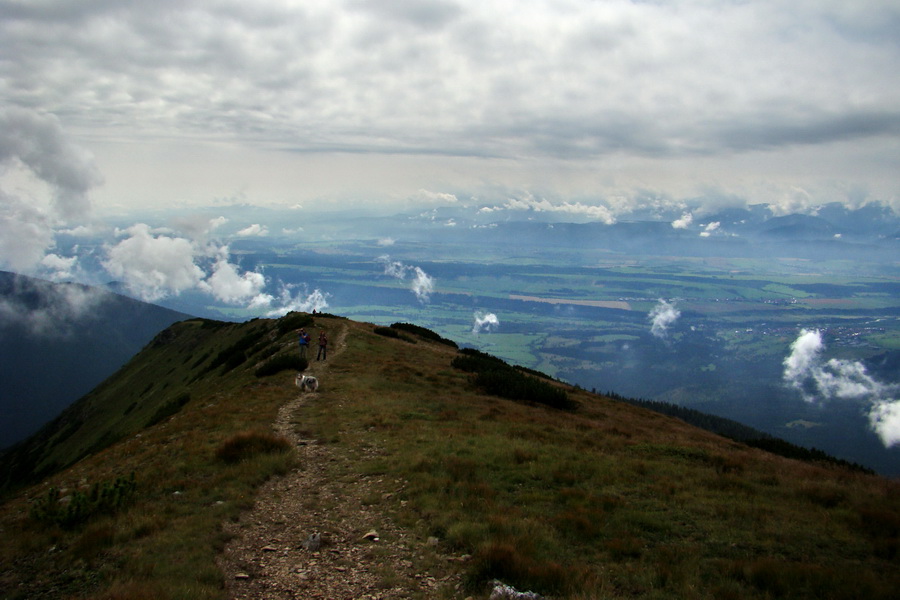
[295, 374, 319, 392]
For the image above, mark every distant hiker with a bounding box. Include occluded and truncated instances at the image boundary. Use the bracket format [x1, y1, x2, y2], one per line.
[317, 330, 328, 361]
[297, 328, 310, 359]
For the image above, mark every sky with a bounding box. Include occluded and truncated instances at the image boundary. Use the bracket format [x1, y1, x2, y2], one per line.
[1, 0, 900, 304]
[2, 0, 899, 218]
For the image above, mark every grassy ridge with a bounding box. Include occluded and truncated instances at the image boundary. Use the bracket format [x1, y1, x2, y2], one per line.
[297, 320, 900, 598]
[0, 314, 898, 599]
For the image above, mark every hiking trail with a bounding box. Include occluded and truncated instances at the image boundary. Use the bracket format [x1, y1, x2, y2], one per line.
[218, 321, 464, 599]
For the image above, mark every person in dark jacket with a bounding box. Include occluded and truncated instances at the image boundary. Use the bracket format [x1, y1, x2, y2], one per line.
[317, 330, 327, 361]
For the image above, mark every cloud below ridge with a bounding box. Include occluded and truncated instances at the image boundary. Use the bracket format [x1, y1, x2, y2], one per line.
[472, 311, 500, 335]
[782, 329, 900, 447]
[649, 299, 680, 339]
[377, 255, 434, 303]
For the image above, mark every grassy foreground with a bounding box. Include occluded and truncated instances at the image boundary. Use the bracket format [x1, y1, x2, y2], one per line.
[1, 313, 898, 599]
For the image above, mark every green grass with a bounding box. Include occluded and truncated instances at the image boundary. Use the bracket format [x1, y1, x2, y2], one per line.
[288, 321, 900, 598]
[2, 314, 898, 599]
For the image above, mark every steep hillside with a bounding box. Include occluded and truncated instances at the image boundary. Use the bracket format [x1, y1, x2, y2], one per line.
[0, 271, 192, 447]
[0, 313, 897, 600]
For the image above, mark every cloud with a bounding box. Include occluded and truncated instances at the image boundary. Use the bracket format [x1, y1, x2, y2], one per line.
[0, 108, 101, 220]
[199, 251, 268, 305]
[412, 189, 459, 205]
[103, 224, 206, 301]
[0, 274, 108, 336]
[40, 253, 78, 281]
[236, 223, 269, 237]
[410, 266, 434, 303]
[377, 237, 396, 247]
[671, 212, 693, 229]
[0, 108, 101, 272]
[699, 221, 721, 237]
[491, 195, 617, 224]
[0, 191, 56, 271]
[782, 329, 900, 447]
[472, 311, 500, 334]
[262, 285, 330, 317]
[649, 299, 680, 339]
[377, 255, 435, 303]
[2, 3, 898, 215]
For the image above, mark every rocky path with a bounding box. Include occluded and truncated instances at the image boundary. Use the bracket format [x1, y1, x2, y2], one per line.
[218, 322, 464, 599]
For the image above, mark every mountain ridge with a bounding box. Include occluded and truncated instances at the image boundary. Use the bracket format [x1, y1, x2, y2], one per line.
[1, 313, 898, 599]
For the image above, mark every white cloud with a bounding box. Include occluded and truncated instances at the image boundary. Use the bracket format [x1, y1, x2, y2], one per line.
[40, 253, 78, 281]
[868, 401, 900, 448]
[377, 237, 396, 247]
[649, 298, 680, 339]
[0, 108, 101, 220]
[492, 195, 618, 224]
[200, 253, 268, 304]
[699, 221, 721, 237]
[0, 108, 101, 272]
[236, 223, 269, 237]
[671, 212, 693, 229]
[0, 192, 55, 271]
[782, 329, 900, 447]
[410, 266, 434, 303]
[103, 224, 205, 301]
[472, 311, 500, 334]
[377, 255, 435, 303]
[263, 286, 330, 317]
[413, 189, 459, 204]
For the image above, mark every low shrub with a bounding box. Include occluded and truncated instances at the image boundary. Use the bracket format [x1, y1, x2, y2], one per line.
[215, 430, 293, 464]
[452, 349, 573, 410]
[390, 322, 458, 348]
[277, 312, 314, 335]
[30, 473, 137, 529]
[206, 329, 268, 374]
[255, 353, 308, 377]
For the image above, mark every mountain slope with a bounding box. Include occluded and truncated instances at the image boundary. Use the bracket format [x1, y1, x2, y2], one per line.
[1, 313, 897, 599]
[0, 271, 192, 448]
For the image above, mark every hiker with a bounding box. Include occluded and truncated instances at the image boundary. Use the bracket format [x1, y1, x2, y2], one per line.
[317, 330, 327, 361]
[297, 328, 310, 359]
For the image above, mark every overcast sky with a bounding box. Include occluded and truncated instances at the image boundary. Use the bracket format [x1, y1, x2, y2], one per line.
[1, 0, 898, 221]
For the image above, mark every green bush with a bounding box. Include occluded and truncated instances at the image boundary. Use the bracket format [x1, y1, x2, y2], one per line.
[30, 473, 137, 529]
[374, 326, 400, 338]
[452, 349, 573, 410]
[277, 312, 314, 335]
[206, 329, 268, 374]
[255, 353, 308, 377]
[390, 322, 458, 348]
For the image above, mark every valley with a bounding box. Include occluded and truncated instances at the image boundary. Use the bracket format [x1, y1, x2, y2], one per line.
[207, 239, 900, 476]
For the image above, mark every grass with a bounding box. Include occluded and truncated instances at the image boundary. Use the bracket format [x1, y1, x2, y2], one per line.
[289, 320, 900, 598]
[2, 313, 899, 599]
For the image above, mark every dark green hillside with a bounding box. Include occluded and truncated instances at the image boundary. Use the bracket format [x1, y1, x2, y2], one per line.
[0, 271, 192, 448]
[0, 313, 897, 599]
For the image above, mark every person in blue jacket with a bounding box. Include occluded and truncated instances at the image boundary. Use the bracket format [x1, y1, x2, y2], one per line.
[297, 328, 311, 359]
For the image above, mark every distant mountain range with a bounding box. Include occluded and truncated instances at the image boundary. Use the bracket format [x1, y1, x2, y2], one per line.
[0, 271, 191, 448]
[274, 200, 900, 260]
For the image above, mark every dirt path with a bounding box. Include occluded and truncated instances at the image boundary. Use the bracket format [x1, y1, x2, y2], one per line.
[218, 322, 464, 599]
